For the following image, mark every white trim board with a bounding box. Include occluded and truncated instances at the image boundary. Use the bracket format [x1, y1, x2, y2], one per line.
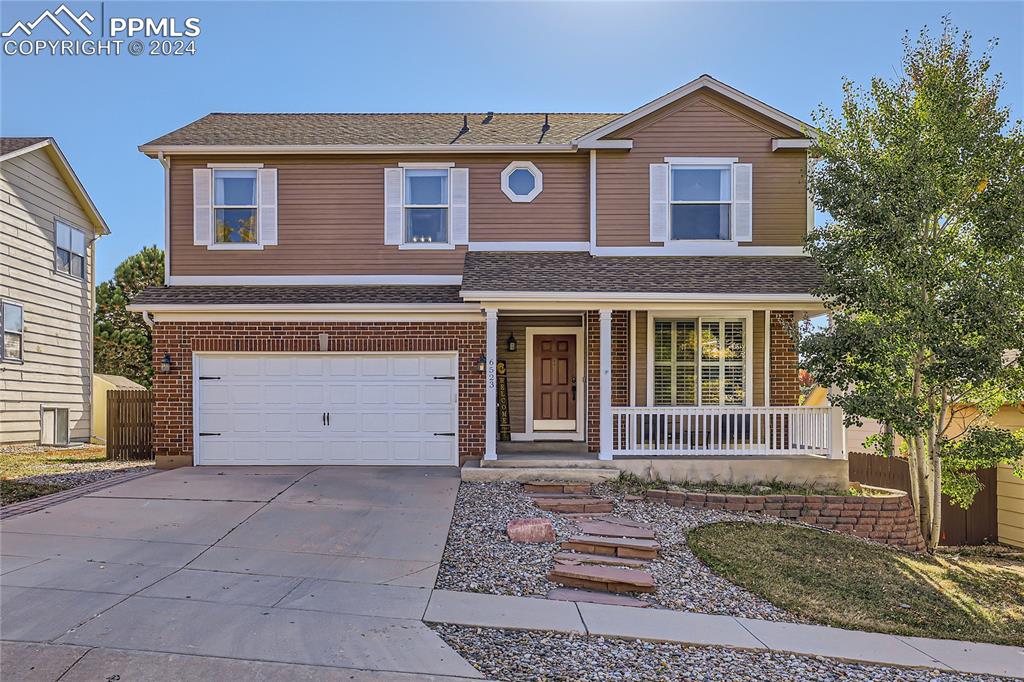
[589, 245, 807, 257]
[467, 242, 589, 252]
[525, 326, 586, 442]
[142, 143, 578, 156]
[461, 291, 821, 303]
[164, 275, 463, 285]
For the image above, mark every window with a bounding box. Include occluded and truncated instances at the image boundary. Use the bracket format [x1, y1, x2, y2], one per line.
[654, 318, 745, 405]
[1, 301, 23, 362]
[404, 169, 449, 244]
[55, 221, 86, 278]
[501, 161, 543, 202]
[670, 165, 731, 240]
[213, 169, 258, 244]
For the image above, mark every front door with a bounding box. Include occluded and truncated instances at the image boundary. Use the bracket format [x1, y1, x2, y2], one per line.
[532, 335, 577, 431]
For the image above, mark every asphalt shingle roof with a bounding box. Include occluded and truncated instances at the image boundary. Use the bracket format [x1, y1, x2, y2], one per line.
[131, 285, 466, 307]
[0, 137, 49, 156]
[461, 252, 823, 295]
[142, 113, 622, 148]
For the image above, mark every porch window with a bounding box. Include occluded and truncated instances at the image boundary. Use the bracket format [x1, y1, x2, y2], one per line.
[654, 318, 745, 406]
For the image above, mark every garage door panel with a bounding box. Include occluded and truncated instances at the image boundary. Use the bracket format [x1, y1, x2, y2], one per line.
[196, 353, 457, 466]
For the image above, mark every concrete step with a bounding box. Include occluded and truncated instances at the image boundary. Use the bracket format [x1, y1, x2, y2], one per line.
[546, 587, 649, 607]
[561, 534, 660, 560]
[461, 466, 619, 483]
[480, 457, 615, 470]
[552, 551, 650, 568]
[534, 497, 615, 514]
[524, 481, 594, 495]
[548, 563, 656, 594]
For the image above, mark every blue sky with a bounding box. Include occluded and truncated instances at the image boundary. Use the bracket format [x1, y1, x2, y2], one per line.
[2, 1, 1021, 282]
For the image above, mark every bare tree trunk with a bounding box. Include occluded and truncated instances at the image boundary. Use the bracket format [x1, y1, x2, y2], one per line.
[930, 450, 943, 549]
[912, 435, 934, 546]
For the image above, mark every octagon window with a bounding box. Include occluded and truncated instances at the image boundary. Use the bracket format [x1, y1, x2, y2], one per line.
[501, 161, 543, 202]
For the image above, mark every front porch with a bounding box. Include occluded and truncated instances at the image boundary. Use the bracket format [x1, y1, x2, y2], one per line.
[478, 306, 847, 482]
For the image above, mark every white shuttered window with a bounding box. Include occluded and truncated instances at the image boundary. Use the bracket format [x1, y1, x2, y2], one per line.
[654, 318, 746, 406]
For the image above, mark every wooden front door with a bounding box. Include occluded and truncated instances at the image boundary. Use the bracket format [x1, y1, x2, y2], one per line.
[533, 335, 577, 431]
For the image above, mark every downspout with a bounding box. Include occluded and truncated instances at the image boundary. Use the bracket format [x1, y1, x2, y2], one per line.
[589, 149, 597, 254]
[141, 311, 155, 329]
[158, 152, 170, 285]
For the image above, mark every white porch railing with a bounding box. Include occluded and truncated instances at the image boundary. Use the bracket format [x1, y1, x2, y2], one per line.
[610, 406, 845, 458]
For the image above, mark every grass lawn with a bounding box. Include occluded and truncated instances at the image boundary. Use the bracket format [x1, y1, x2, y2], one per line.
[688, 522, 1024, 647]
[0, 445, 107, 479]
[0, 480, 68, 505]
[0, 445, 150, 506]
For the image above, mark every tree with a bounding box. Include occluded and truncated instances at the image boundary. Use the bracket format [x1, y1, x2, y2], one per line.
[801, 19, 1024, 550]
[94, 246, 164, 387]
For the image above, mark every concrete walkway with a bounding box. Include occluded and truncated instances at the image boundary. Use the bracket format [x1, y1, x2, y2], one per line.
[424, 590, 1024, 679]
[1, 466, 480, 680]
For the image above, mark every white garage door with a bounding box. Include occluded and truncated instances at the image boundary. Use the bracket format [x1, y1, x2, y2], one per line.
[194, 353, 458, 466]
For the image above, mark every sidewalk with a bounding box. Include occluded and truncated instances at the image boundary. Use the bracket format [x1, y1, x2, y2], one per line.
[424, 590, 1024, 679]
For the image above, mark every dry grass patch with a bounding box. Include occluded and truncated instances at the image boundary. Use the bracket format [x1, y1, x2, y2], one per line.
[689, 522, 1024, 646]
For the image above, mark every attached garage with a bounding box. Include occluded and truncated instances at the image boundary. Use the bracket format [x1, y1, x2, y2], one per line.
[194, 353, 459, 466]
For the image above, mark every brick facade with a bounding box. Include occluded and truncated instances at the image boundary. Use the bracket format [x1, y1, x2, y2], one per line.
[586, 310, 631, 452]
[648, 488, 926, 553]
[769, 310, 800, 406]
[151, 321, 486, 467]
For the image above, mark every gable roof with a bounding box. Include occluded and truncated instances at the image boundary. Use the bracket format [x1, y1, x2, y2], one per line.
[140, 113, 620, 154]
[0, 137, 110, 235]
[139, 75, 812, 156]
[573, 75, 813, 145]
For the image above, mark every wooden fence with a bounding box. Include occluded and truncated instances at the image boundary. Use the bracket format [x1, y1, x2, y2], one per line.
[106, 389, 154, 461]
[848, 451, 997, 546]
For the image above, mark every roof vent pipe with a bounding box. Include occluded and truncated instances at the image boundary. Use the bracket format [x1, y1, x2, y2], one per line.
[483, 112, 494, 124]
[460, 114, 470, 135]
[542, 114, 551, 134]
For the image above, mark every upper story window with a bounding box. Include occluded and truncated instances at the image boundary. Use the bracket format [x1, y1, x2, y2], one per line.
[501, 161, 543, 202]
[405, 169, 449, 245]
[55, 220, 86, 279]
[1, 300, 24, 362]
[671, 165, 731, 240]
[214, 169, 258, 245]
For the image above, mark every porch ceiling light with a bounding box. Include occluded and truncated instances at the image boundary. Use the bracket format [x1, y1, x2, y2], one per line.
[506, 334, 518, 352]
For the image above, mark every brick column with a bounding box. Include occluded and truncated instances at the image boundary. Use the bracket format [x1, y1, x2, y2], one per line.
[769, 311, 800, 406]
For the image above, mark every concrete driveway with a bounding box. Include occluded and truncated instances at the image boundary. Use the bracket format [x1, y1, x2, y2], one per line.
[0, 466, 481, 681]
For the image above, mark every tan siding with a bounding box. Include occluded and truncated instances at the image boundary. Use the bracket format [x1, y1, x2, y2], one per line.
[0, 148, 95, 444]
[596, 90, 808, 247]
[169, 154, 589, 277]
[495, 315, 582, 435]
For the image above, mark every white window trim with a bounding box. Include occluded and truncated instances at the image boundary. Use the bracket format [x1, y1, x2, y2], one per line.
[53, 219, 88, 281]
[501, 161, 543, 202]
[667, 158, 738, 244]
[401, 164, 456, 250]
[646, 311, 753, 407]
[1, 299, 24, 363]
[210, 167, 264, 250]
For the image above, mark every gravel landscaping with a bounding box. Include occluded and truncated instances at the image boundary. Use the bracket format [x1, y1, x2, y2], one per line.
[435, 480, 796, 621]
[432, 625, 1007, 682]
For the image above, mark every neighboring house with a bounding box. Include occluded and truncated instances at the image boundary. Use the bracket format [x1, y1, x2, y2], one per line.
[128, 75, 847, 484]
[0, 138, 110, 446]
[92, 373, 147, 444]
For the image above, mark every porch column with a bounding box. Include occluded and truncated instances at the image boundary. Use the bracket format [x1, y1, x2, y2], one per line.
[484, 308, 498, 461]
[599, 308, 613, 460]
[828, 406, 848, 460]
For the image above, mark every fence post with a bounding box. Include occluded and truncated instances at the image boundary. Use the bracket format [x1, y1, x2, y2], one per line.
[828, 407, 847, 460]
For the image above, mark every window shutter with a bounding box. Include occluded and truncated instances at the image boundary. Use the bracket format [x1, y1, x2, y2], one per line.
[649, 163, 669, 243]
[732, 163, 753, 242]
[258, 168, 278, 246]
[450, 167, 469, 245]
[192, 168, 212, 245]
[384, 167, 404, 245]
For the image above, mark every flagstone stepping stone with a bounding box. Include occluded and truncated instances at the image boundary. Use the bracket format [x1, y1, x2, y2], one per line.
[561, 534, 660, 560]
[524, 481, 594, 495]
[578, 520, 656, 540]
[547, 563, 656, 594]
[534, 498, 614, 514]
[546, 587, 649, 607]
[592, 515, 652, 529]
[552, 551, 649, 568]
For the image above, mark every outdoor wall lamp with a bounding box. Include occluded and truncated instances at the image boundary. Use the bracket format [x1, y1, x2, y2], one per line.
[476, 354, 487, 373]
[159, 353, 173, 373]
[506, 334, 518, 352]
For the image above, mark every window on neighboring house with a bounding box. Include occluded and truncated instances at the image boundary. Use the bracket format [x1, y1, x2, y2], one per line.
[55, 221, 86, 278]
[653, 318, 745, 405]
[1, 300, 24, 362]
[213, 169, 258, 244]
[670, 165, 731, 240]
[404, 169, 449, 244]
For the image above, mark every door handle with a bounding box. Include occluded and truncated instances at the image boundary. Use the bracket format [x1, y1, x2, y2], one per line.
[571, 376, 577, 400]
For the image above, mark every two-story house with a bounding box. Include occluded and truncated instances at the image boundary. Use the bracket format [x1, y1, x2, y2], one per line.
[129, 75, 847, 484]
[1, 137, 110, 446]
